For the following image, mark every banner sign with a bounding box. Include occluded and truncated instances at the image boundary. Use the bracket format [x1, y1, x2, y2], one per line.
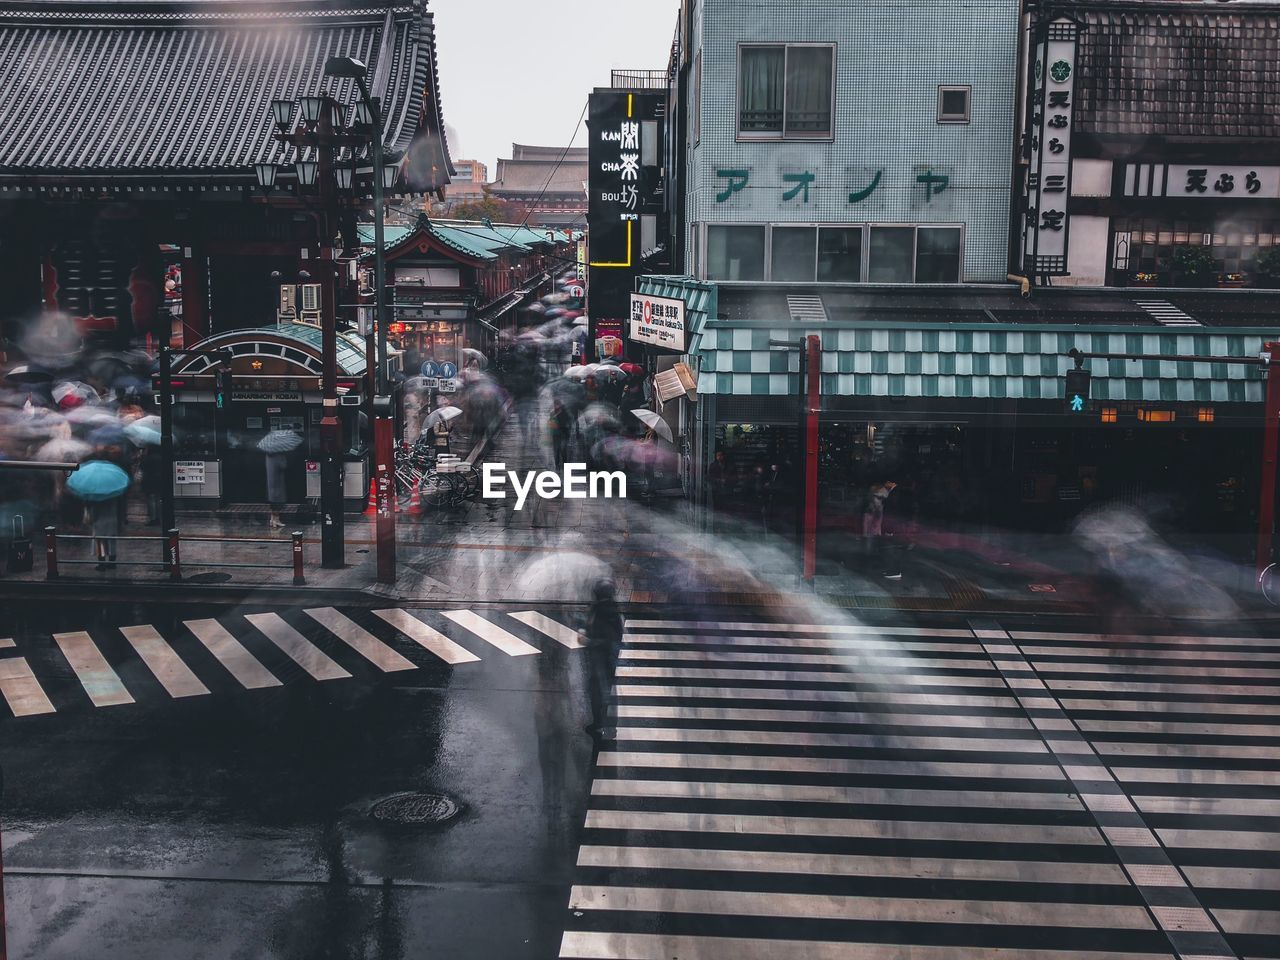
[1021, 17, 1079, 277]
[629, 293, 687, 352]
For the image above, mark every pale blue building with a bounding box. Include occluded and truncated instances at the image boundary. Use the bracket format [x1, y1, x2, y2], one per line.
[675, 0, 1021, 285]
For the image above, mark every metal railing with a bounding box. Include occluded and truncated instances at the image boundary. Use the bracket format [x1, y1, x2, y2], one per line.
[44, 527, 306, 585]
[610, 69, 669, 90]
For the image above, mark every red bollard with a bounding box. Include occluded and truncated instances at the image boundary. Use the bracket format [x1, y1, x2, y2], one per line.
[167, 528, 181, 582]
[44, 525, 58, 580]
[292, 531, 305, 586]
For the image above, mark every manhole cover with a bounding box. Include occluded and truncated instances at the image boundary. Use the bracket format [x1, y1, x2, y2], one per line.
[369, 792, 460, 825]
[187, 572, 233, 584]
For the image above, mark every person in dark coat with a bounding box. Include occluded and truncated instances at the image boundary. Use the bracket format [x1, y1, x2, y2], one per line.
[140, 446, 164, 524]
[265, 451, 288, 529]
[91, 497, 119, 568]
[581, 579, 624, 740]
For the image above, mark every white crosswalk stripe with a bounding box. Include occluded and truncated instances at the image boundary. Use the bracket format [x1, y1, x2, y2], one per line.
[0, 657, 56, 716]
[304, 607, 416, 672]
[119, 625, 211, 698]
[53, 631, 134, 707]
[372, 608, 480, 664]
[244, 613, 352, 681]
[4, 608, 583, 717]
[442, 610, 539, 656]
[185, 618, 283, 690]
[562, 615, 1280, 959]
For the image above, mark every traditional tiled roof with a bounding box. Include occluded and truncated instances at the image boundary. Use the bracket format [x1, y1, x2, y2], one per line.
[490, 158, 589, 196]
[1065, 2, 1280, 138]
[0, 0, 453, 189]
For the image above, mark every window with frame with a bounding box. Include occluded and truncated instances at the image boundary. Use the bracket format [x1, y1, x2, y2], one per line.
[937, 85, 971, 124]
[738, 44, 834, 139]
[707, 225, 766, 281]
[705, 224, 963, 283]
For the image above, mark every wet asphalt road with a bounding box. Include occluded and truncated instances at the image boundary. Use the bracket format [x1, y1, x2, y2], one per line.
[0, 596, 597, 960]
[4, 598, 1280, 959]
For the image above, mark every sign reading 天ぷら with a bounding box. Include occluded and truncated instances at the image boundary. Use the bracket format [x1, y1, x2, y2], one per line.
[629, 294, 686, 353]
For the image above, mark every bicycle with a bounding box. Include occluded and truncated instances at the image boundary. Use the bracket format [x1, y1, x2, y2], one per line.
[1260, 562, 1280, 607]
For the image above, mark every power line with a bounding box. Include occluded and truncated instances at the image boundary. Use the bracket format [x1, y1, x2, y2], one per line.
[491, 100, 589, 244]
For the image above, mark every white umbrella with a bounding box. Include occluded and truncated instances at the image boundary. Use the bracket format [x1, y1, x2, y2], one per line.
[37, 437, 92, 462]
[52, 381, 98, 406]
[563, 364, 595, 381]
[631, 408, 673, 443]
[423, 405, 463, 430]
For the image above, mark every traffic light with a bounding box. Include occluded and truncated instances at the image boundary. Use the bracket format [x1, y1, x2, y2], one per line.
[1065, 367, 1090, 414]
[215, 368, 234, 410]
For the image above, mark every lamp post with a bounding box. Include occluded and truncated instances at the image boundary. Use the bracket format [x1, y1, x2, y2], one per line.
[324, 54, 398, 585]
[259, 67, 402, 581]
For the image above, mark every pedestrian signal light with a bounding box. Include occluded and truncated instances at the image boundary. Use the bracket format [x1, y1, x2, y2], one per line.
[1065, 367, 1090, 414]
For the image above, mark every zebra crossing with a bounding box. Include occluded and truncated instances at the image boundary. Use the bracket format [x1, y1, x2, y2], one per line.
[0, 606, 582, 718]
[560, 616, 1280, 960]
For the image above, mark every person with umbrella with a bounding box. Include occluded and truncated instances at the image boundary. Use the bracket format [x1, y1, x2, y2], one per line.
[66, 460, 131, 568]
[258, 430, 302, 529]
[423, 404, 462, 463]
[580, 578, 625, 741]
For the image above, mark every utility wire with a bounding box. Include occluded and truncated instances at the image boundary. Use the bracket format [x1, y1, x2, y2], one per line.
[491, 100, 589, 244]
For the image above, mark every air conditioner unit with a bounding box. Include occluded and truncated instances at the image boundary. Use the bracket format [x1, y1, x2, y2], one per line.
[277, 284, 297, 323]
[299, 283, 321, 325]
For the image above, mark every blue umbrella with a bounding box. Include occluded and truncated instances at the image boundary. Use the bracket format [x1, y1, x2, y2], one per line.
[66, 460, 130, 502]
[124, 421, 162, 446]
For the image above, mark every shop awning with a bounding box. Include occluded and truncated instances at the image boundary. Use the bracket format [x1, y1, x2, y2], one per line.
[698, 323, 1278, 402]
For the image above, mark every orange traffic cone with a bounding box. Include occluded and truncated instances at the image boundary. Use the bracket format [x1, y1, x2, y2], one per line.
[364, 476, 377, 516]
[408, 477, 422, 514]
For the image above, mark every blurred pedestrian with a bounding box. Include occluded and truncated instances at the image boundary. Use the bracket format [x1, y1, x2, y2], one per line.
[581, 579, 624, 740]
[265, 450, 288, 529]
[91, 496, 118, 568]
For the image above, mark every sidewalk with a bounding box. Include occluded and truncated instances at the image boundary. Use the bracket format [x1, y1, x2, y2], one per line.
[5, 410, 1277, 618]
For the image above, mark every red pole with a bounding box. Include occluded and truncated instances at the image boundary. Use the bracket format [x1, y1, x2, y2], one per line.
[374, 415, 397, 584]
[292, 531, 306, 586]
[803, 335, 821, 582]
[1256, 342, 1280, 577]
[0, 769, 7, 960]
[167, 528, 181, 582]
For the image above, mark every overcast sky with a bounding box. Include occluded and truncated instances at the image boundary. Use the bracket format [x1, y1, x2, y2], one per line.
[431, 0, 680, 176]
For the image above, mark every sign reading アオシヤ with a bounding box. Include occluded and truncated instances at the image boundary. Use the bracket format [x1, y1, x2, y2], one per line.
[629, 294, 686, 352]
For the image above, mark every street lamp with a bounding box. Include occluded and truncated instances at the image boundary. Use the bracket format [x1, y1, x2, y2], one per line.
[324, 53, 397, 585]
[253, 161, 279, 189]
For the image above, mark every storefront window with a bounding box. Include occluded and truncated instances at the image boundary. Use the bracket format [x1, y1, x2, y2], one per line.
[1113, 217, 1280, 283]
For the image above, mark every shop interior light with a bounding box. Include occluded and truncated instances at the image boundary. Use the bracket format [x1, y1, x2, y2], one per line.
[1198, 406, 1215, 423]
[1100, 407, 1118, 423]
[271, 99, 295, 131]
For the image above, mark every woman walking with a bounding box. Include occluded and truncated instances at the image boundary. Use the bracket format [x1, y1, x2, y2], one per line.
[582, 579, 625, 741]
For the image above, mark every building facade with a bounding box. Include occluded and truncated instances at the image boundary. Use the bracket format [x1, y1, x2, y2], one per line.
[1032, 1, 1280, 290]
[644, 0, 1280, 555]
[676, 0, 1021, 285]
[488, 144, 589, 228]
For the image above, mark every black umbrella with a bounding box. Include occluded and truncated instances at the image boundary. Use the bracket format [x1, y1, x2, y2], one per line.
[4, 364, 52, 385]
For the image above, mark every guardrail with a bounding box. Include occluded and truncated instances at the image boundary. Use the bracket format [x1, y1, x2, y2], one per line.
[43, 527, 305, 585]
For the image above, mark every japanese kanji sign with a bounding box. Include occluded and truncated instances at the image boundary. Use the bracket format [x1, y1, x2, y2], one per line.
[1123, 163, 1280, 200]
[629, 293, 686, 352]
[1021, 17, 1078, 277]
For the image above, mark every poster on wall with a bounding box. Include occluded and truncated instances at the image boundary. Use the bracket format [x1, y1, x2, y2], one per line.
[629, 293, 686, 352]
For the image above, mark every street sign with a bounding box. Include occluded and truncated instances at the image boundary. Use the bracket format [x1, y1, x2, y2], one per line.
[439, 361, 458, 379]
[1065, 368, 1090, 413]
[439, 378, 459, 393]
[421, 360, 441, 378]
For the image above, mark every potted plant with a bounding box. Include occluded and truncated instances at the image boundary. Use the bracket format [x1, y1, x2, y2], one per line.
[1131, 272, 1159, 287]
[1171, 246, 1217, 287]
[1252, 247, 1280, 289]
